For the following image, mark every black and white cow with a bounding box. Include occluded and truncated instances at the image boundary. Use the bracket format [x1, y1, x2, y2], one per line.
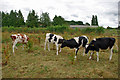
[61, 36, 89, 59]
[44, 33, 65, 55]
[85, 37, 116, 62]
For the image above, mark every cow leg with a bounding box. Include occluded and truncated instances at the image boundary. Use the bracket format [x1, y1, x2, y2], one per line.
[56, 44, 59, 55]
[89, 52, 93, 60]
[96, 52, 99, 62]
[22, 44, 24, 50]
[59, 45, 61, 52]
[13, 45, 15, 54]
[109, 47, 113, 61]
[83, 48, 85, 56]
[48, 42, 50, 51]
[87, 52, 89, 56]
[44, 40, 47, 50]
[74, 48, 79, 59]
[13, 41, 18, 50]
[15, 46, 18, 50]
[59, 47, 61, 52]
[115, 43, 118, 51]
[13, 41, 17, 55]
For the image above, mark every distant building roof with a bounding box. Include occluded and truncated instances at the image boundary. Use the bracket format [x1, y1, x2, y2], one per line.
[70, 25, 98, 28]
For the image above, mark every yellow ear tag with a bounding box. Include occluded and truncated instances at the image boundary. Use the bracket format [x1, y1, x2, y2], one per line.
[91, 44, 94, 46]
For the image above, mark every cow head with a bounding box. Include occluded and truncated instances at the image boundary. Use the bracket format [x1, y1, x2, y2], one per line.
[82, 38, 88, 47]
[85, 40, 96, 54]
[57, 38, 65, 44]
[61, 40, 67, 48]
[10, 35, 17, 41]
[24, 36, 29, 43]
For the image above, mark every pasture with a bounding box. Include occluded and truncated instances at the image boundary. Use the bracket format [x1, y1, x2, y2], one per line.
[2, 27, 119, 78]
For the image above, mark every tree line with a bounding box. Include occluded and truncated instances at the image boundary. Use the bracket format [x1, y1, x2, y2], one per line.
[1, 9, 99, 27]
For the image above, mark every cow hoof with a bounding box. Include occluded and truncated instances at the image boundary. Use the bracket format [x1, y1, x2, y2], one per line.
[74, 58, 77, 60]
[74, 56, 77, 59]
[89, 57, 91, 60]
[88, 57, 92, 60]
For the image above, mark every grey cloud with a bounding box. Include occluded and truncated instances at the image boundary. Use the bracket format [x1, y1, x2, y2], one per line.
[111, 18, 117, 22]
[86, 16, 91, 18]
[0, 1, 14, 12]
[47, 6, 55, 10]
[65, 4, 73, 9]
[113, 13, 118, 16]
[64, 15, 69, 20]
[71, 14, 78, 18]
[106, 11, 118, 16]
[23, 8, 31, 12]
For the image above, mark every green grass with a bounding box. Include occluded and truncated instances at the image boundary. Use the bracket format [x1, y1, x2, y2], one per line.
[2, 28, 119, 78]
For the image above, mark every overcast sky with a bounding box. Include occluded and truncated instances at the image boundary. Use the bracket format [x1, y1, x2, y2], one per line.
[0, 0, 119, 28]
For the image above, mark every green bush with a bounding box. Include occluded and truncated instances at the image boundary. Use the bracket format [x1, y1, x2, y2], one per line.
[74, 27, 79, 32]
[81, 27, 105, 34]
[2, 26, 8, 32]
[95, 27, 105, 34]
[47, 25, 69, 33]
[81, 27, 95, 33]
[2, 26, 105, 34]
[27, 40, 33, 52]
[2, 26, 47, 33]
[113, 49, 118, 53]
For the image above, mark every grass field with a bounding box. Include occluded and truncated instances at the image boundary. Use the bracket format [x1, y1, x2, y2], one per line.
[2, 28, 119, 78]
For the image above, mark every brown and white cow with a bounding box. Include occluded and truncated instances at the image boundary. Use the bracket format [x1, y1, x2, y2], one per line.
[10, 34, 29, 54]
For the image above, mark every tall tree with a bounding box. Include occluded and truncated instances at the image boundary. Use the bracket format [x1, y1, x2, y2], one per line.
[70, 20, 76, 25]
[9, 10, 18, 26]
[17, 10, 25, 27]
[95, 15, 98, 26]
[91, 15, 95, 26]
[76, 21, 83, 25]
[0, 11, 1, 27]
[2, 12, 10, 27]
[2, 11, 5, 26]
[118, 21, 120, 29]
[85, 22, 90, 26]
[26, 10, 39, 27]
[2, 10, 25, 27]
[40, 12, 51, 27]
[65, 20, 84, 25]
[91, 15, 98, 26]
[53, 15, 65, 25]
